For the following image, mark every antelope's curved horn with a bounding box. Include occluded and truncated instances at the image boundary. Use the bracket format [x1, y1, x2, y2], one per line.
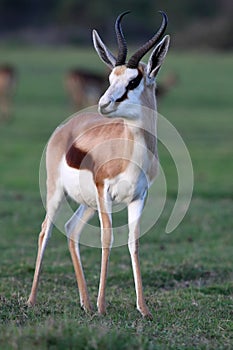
[115, 11, 130, 66]
[127, 11, 168, 69]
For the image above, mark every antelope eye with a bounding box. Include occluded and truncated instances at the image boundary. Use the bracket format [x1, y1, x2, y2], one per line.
[127, 74, 142, 90]
[128, 79, 137, 90]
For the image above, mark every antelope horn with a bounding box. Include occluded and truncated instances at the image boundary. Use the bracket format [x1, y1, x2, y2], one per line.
[127, 11, 168, 69]
[115, 11, 130, 66]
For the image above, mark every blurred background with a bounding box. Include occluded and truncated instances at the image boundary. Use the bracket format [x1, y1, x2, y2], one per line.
[0, 0, 232, 49]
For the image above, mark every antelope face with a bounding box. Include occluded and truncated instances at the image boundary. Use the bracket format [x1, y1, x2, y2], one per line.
[98, 65, 144, 117]
[93, 11, 170, 119]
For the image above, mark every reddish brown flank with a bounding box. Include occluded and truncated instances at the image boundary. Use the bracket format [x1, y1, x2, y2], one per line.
[65, 120, 134, 184]
[66, 145, 94, 171]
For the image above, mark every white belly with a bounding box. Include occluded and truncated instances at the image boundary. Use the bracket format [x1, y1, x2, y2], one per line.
[60, 157, 149, 209]
[60, 157, 97, 208]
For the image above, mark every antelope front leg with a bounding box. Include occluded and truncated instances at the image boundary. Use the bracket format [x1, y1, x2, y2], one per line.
[97, 242, 112, 314]
[96, 185, 113, 315]
[128, 195, 153, 319]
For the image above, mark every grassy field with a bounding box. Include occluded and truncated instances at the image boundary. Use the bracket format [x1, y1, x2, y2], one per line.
[0, 46, 232, 349]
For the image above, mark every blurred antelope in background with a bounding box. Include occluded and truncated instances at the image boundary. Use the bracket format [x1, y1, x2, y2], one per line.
[156, 72, 179, 99]
[0, 64, 17, 121]
[65, 68, 107, 109]
[28, 11, 170, 318]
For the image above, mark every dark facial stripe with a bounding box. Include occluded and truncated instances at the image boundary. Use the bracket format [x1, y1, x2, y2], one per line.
[116, 69, 143, 103]
[116, 90, 128, 103]
[126, 69, 143, 90]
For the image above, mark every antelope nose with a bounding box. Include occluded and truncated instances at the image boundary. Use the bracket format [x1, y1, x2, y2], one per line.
[100, 101, 111, 109]
[98, 98, 113, 114]
[99, 101, 109, 113]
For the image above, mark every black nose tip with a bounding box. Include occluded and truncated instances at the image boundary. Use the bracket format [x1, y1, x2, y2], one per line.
[99, 100, 112, 115]
[100, 101, 111, 109]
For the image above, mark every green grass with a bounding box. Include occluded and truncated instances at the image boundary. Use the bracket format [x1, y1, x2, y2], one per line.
[0, 46, 233, 349]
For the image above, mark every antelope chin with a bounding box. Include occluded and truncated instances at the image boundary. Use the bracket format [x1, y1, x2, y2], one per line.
[99, 110, 115, 117]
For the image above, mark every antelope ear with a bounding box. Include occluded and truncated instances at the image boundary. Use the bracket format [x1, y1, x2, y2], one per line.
[147, 35, 170, 79]
[92, 30, 116, 69]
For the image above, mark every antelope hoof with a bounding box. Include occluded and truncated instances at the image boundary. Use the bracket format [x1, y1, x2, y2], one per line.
[142, 310, 153, 320]
[138, 305, 153, 320]
[26, 298, 35, 307]
[81, 300, 93, 313]
[97, 303, 106, 315]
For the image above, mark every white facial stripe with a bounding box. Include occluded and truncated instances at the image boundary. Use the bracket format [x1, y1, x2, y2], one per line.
[110, 68, 142, 102]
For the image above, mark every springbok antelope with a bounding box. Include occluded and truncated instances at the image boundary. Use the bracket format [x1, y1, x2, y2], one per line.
[65, 68, 107, 109]
[27, 11, 170, 318]
[0, 65, 16, 121]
